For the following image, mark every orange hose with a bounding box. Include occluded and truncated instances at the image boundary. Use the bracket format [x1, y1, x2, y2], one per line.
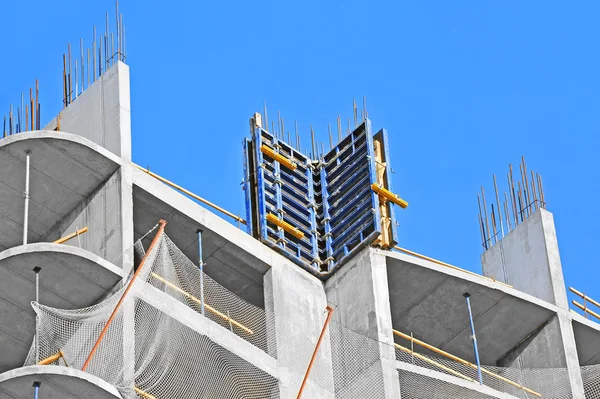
[296, 306, 334, 399]
[82, 220, 167, 371]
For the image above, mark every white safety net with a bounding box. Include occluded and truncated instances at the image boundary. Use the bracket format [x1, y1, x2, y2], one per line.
[22, 229, 600, 398]
[396, 344, 600, 399]
[398, 369, 498, 399]
[25, 232, 279, 398]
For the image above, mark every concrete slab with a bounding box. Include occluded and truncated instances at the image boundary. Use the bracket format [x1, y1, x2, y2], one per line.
[572, 313, 600, 366]
[396, 361, 519, 399]
[0, 244, 122, 373]
[0, 131, 121, 250]
[384, 249, 557, 365]
[0, 365, 121, 399]
[132, 168, 275, 307]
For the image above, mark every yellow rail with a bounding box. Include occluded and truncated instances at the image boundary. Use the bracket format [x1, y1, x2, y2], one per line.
[393, 330, 541, 397]
[394, 343, 475, 382]
[266, 213, 304, 239]
[393, 246, 512, 289]
[54, 227, 88, 245]
[570, 287, 600, 309]
[150, 272, 254, 334]
[38, 351, 64, 365]
[133, 163, 246, 226]
[371, 183, 408, 208]
[572, 300, 600, 320]
[260, 145, 297, 170]
[135, 387, 159, 399]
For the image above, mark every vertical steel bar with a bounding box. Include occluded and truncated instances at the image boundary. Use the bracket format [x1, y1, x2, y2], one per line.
[68, 43, 72, 104]
[477, 194, 485, 250]
[263, 101, 269, 134]
[33, 382, 41, 399]
[80, 38, 84, 94]
[93, 26, 97, 81]
[34, 266, 41, 364]
[23, 150, 31, 245]
[530, 171, 538, 210]
[197, 230, 205, 317]
[504, 192, 511, 231]
[481, 187, 491, 246]
[493, 174, 504, 238]
[463, 293, 483, 385]
[538, 174, 545, 208]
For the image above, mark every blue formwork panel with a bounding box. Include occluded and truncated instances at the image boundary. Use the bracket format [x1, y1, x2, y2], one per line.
[246, 127, 321, 272]
[321, 120, 381, 272]
[243, 118, 399, 277]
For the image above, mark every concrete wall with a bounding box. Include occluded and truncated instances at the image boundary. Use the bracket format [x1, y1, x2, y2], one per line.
[481, 209, 585, 397]
[264, 256, 334, 399]
[41, 62, 134, 275]
[481, 209, 567, 306]
[44, 62, 132, 161]
[496, 315, 567, 368]
[41, 170, 124, 267]
[325, 248, 401, 398]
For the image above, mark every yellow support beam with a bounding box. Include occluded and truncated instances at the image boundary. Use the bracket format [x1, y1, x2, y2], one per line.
[260, 145, 297, 170]
[135, 387, 159, 399]
[54, 227, 88, 245]
[266, 213, 304, 239]
[573, 300, 600, 320]
[371, 183, 408, 209]
[570, 287, 600, 309]
[150, 272, 254, 334]
[38, 351, 63, 365]
[394, 343, 475, 382]
[393, 329, 541, 397]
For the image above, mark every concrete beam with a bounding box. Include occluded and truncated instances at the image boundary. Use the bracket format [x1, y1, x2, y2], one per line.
[396, 361, 519, 399]
[0, 365, 122, 398]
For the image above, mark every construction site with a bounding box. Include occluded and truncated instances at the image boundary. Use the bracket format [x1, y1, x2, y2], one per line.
[2, 4, 600, 399]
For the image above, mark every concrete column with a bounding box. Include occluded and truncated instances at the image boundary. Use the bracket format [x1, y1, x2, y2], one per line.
[264, 257, 334, 399]
[482, 209, 585, 397]
[325, 248, 401, 399]
[42, 61, 136, 390]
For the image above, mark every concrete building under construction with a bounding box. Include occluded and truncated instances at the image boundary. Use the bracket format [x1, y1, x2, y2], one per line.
[1, 7, 600, 399]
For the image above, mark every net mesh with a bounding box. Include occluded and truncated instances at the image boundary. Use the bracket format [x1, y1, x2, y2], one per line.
[22, 230, 600, 398]
[398, 369, 497, 399]
[25, 232, 279, 398]
[395, 343, 600, 399]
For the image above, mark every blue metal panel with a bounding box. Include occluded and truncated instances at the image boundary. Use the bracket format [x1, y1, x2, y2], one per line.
[251, 127, 320, 272]
[323, 120, 381, 271]
[244, 118, 400, 277]
[242, 138, 254, 236]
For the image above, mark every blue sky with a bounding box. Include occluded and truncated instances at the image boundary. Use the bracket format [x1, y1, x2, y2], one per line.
[3, 1, 600, 311]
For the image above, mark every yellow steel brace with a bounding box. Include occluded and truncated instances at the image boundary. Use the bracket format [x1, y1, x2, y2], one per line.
[371, 183, 408, 209]
[261, 145, 297, 170]
[266, 213, 304, 239]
